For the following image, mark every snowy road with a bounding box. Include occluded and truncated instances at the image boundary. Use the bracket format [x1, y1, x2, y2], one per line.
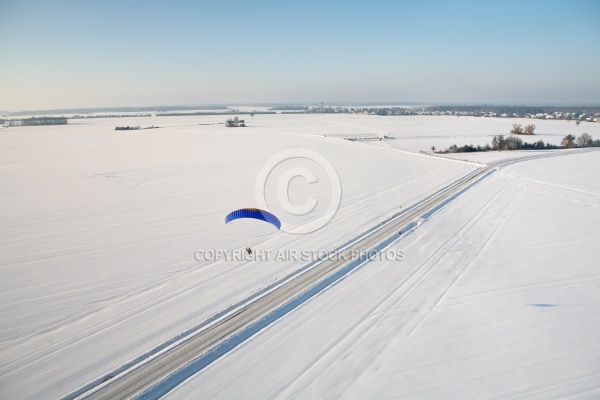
[77, 149, 596, 400]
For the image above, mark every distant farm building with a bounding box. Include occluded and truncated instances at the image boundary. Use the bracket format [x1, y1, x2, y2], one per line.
[8, 117, 68, 127]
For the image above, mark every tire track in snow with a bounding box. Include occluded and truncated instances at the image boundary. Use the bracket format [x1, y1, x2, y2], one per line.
[311, 181, 519, 397]
[69, 151, 578, 400]
[404, 179, 525, 338]
[443, 274, 600, 308]
[258, 178, 524, 397]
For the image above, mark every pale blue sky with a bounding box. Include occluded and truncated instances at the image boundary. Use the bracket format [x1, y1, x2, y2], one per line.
[1, 0, 599, 110]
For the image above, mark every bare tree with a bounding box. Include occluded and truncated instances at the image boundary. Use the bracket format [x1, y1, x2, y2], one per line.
[510, 123, 523, 135]
[497, 135, 507, 150]
[561, 134, 576, 148]
[506, 136, 523, 150]
[523, 124, 536, 135]
[491, 136, 499, 150]
[576, 133, 593, 147]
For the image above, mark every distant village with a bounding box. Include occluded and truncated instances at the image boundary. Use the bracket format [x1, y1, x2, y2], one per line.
[280, 104, 600, 123]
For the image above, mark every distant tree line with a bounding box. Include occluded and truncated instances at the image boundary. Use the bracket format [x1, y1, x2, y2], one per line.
[158, 111, 274, 117]
[72, 114, 152, 119]
[436, 133, 599, 154]
[268, 106, 309, 111]
[427, 105, 600, 115]
[8, 117, 68, 126]
[115, 126, 140, 130]
[7, 106, 206, 117]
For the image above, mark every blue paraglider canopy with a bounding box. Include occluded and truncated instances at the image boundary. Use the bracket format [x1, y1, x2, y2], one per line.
[225, 208, 281, 230]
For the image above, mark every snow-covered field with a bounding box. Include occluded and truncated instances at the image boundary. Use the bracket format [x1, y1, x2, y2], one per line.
[166, 151, 600, 400]
[330, 115, 600, 153]
[0, 114, 598, 398]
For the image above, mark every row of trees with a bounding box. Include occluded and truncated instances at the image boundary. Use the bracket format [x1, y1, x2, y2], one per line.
[8, 117, 68, 126]
[510, 123, 536, 135]
[561, 133, 598, 148]
[436, 133, 599, 154]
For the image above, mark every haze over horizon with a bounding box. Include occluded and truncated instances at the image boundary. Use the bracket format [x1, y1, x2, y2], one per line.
[1, 0, 599, 111]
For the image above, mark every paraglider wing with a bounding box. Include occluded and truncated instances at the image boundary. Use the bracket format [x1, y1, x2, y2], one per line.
[225, 208, 281, 230]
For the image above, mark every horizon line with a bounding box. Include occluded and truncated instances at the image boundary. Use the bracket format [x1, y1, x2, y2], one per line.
[4, 101, 600, 114]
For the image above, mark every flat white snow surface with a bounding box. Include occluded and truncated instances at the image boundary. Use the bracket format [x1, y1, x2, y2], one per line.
[318, 115, 600, 153]
[0, 115, 476, 398]
[166, 151, 600, 399]
[0, 114, 598, 398]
